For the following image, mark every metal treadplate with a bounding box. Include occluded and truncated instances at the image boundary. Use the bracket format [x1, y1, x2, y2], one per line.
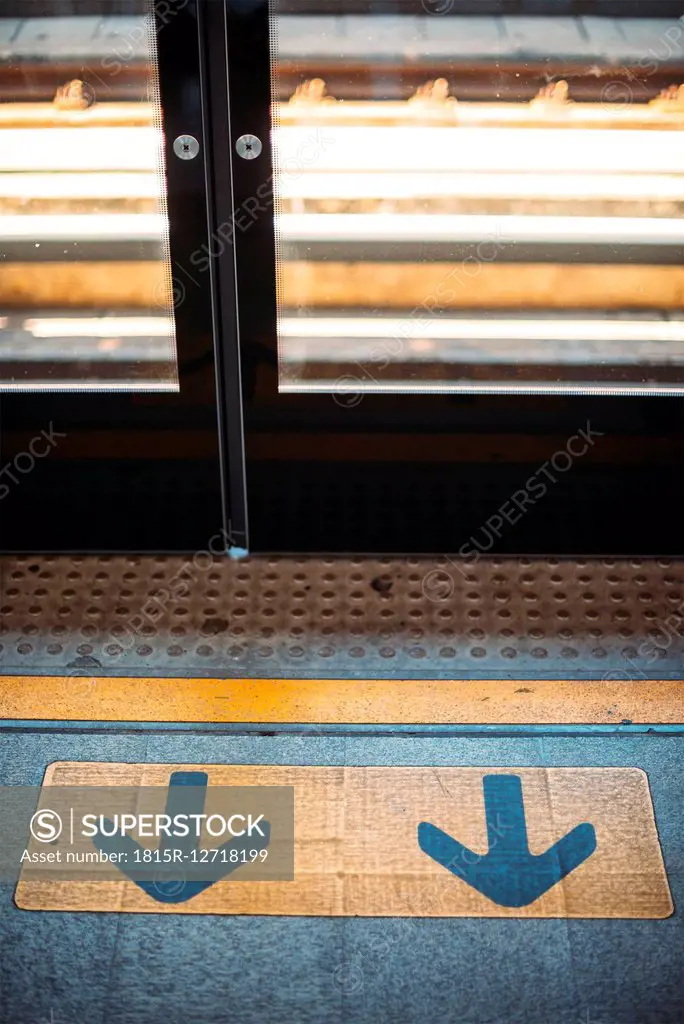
[1, 556, 683, 680]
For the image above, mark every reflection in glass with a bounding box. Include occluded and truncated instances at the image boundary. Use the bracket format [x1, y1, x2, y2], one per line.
[0, 1, 178, 391]
[270, 3, 684, 395]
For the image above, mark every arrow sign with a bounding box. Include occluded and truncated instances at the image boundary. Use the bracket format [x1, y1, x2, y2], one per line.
[418, 774, 597, 907]
[92, 771, 270, 904]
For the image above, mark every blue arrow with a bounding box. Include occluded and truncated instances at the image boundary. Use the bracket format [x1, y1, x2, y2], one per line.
[418, 774, 596, 907]
[92, 771, 270, 904]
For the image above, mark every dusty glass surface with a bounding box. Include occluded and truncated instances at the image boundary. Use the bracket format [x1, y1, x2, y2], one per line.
[270, 3, 684, 395]
[0, 1, 178, 391]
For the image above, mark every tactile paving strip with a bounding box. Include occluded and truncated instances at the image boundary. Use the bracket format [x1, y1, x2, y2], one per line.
[1, 556, 683, 680]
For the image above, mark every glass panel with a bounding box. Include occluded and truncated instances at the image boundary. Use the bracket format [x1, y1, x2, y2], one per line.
[270, 1, 684, 396]
[0, 0, 178, 391]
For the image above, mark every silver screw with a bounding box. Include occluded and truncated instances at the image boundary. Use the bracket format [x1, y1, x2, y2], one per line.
[173, 135, 200, 161]
[236, 134, 262, 160]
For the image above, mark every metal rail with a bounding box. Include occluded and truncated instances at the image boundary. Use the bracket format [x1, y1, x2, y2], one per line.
[2, 14, 684, 101]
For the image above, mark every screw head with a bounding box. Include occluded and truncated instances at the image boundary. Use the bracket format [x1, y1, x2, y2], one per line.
[236, 134, 262, 160]
[173, 135, 200, 161]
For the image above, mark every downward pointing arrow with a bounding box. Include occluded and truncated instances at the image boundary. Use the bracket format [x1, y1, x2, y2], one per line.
[92, 771, 270, 904]
[418, 774, 597, 907]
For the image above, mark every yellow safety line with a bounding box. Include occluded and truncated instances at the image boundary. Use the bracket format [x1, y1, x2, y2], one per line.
[0, 676, 682, 724]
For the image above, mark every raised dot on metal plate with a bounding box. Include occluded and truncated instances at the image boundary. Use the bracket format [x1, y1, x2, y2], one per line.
[236, 134, 262, 160]
[173, 135, 200, 160]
